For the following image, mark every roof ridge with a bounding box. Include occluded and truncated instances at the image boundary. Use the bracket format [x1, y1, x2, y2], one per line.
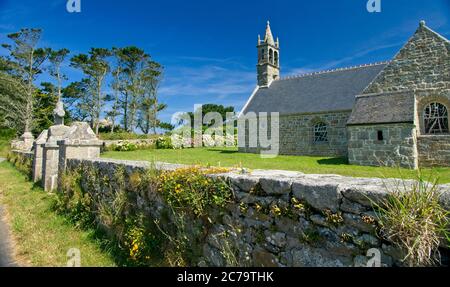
[280, 61, 391, 81]
[420, 23, 450, 44]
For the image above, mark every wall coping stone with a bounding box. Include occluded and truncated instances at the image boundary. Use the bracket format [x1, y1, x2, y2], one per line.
[67, 157, 450, 210]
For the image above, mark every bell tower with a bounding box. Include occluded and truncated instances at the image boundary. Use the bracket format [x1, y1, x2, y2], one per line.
[257, 21, 280, 87]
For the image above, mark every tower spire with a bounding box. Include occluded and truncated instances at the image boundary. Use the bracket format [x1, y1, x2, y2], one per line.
[264, 21, 275, 46]
[257, 21, 280, 87]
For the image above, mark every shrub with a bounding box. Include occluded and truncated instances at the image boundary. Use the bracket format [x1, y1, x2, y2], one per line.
[56, 169, 95, 228]
[7, 152, 32, 178]
[156, 137, 173, 149]
[55, 164, 233, 267]
[99, 132, 155, 141]
[0, 128, 16, 139]
[157, 166, 232, 217]
[374, 175, 450, 266]
[113, 141, 138, 152]
[123, 215, 161, 265]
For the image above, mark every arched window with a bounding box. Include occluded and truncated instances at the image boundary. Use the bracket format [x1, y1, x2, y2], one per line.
[274, 51, 279, 66]
[424, 102, 449, 134]
[269, 49, 273, 64]
[313, 122, 328, 143]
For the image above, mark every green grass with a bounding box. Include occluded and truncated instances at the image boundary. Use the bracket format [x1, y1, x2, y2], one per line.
[102, 147, 450, 184]
[0, 138, 10, 157]
[0, 161, 116, 267]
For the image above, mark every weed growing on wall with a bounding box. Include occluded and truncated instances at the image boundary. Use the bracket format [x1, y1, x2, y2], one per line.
[374, 174, 450, 266]
[56, 168, 95, 228]
[55, 164, 233, 266]
[157, 166, 232, 217]
[7, 152, 32, 178]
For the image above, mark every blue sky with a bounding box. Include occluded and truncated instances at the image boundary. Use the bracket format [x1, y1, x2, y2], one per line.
[1, 0, 450, 124]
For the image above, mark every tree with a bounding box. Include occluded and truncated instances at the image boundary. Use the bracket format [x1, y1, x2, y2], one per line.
[108, 47, 125, 134]
[0, 57, 27, 132]
[62, 79, 94, 123]
[137, 60, 165, 134]
[70, 48, 111, 135]
[187, 104, 235, 128]
[48, 48, 70, 101]
[1, 28, 48, 134]
[33, 82, 58, 134]
[114, 47, 150, 132]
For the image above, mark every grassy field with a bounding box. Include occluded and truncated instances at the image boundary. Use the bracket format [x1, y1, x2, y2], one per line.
[0, 161, 116, 267]
[102, 147, 450, 183]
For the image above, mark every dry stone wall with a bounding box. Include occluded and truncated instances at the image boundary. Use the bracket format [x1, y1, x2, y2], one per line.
[63, 157, 450, 267]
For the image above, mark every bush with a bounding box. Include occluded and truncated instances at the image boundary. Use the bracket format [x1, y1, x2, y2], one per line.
[113, 141, 138, 152]
[156, 137, 173, 149]
[55, 164, 232, 267]
[99, 132, 156, 141]
[157, 166, 232, 217]
[374, 175, 450, 266]
[7, 152, 32, 178]
[0, 128, 16, 140]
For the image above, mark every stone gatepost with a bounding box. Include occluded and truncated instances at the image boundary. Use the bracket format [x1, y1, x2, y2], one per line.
[41, 101, 70, 192]
[57, 122, 103, 183]
[42, 124, 70, 191]
[32, 130, 48, 183]
[40, 101, 103, 192]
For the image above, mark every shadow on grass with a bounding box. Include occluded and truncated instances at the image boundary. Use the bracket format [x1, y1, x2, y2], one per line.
[206, 148, 239, 154]
[317, 157, 349, 166]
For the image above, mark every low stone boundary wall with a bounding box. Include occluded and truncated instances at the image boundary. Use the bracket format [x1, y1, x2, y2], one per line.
[64, 157, 450, 267]
[8, 150, 33, 175]
[10, 150, 33, 160]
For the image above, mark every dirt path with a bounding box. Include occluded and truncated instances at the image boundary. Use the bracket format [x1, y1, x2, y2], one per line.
[0, 206, 17, 267]
[0, 158, 18, 267]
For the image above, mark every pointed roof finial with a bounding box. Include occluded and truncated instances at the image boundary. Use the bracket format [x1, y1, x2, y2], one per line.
[419, 20, 426, 27]
[264, 20, 275, 46]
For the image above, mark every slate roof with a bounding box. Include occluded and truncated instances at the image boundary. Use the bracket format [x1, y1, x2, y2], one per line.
[241, 63, 388, 116]
[347, 91, 415, 125]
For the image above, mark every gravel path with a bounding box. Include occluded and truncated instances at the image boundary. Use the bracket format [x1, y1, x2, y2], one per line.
[0, 158, 18, 267]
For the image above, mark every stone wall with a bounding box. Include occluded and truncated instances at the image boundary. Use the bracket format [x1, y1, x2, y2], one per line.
[239, 111, 350, 157]
[417, 135, 450, 167]
[10, 150, 33, 163]
[63, 157, 450, 267]
[8, 150, 33, 176]
[347, 123, 417, 168]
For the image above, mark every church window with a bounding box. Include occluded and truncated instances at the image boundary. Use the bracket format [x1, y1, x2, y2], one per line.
[261, 49, 265, 61]
[269, 49, 273, 64]
[313, 122, 328, 143]
[424, 102, 449, 134]
[274, 51, 279, 66]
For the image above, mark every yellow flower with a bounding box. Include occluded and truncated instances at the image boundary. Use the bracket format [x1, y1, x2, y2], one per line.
[271, 205, 282, 216]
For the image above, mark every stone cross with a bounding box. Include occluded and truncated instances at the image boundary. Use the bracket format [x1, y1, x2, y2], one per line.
[53, 101, 66, 126]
